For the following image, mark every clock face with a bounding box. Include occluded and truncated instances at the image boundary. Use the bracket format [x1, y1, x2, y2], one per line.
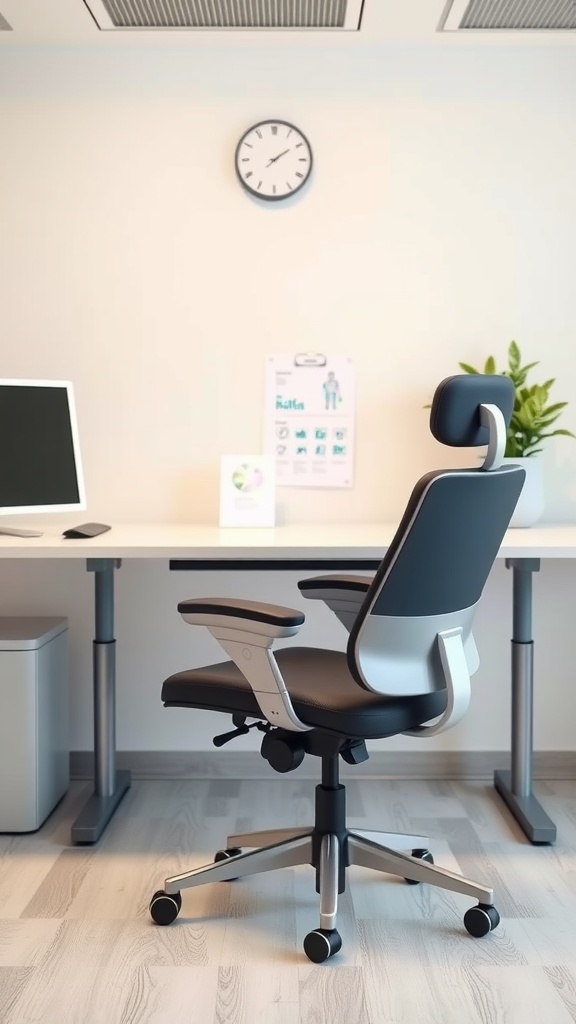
[235, 120, 313, 201]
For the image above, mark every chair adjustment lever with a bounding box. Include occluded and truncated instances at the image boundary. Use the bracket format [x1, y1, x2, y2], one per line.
[213, 715, 270, 748]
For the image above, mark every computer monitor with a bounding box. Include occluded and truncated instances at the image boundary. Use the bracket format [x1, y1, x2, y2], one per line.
[0, 379, 86, 537]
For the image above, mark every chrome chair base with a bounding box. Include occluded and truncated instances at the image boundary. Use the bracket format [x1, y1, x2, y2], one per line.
[160, 823, 494, 940]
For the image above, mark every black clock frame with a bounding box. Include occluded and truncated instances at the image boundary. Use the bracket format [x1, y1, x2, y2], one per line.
[234, 119, 313, 202]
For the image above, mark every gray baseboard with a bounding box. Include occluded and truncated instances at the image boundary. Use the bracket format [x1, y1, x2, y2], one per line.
[70, 749, 576, 781]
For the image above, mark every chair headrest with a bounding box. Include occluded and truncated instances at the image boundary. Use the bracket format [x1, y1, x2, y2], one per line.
[430, 374, 514, 448]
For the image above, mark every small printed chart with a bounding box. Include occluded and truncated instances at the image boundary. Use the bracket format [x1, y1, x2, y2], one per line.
[219, 455, 275, 527]
[264, 354, 355, 488]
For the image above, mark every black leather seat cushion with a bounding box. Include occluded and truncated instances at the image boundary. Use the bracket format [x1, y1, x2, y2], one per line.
[162, 647, 447, 740]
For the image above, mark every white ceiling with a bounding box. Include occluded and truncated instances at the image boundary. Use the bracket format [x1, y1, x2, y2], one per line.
[0, 0, 574, 45]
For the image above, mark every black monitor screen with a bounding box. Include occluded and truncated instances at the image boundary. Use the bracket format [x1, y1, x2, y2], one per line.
[0, 383, 83, 510]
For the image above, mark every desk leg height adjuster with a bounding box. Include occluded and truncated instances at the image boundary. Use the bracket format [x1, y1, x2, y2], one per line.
[71, 558, 130, 844]
[93, 639, 118, 798]
[494, 558, 556, 844]
[494, 638, 556, 844]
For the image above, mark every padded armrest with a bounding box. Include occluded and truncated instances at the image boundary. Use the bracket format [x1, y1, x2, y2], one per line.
[297, 574, 373, 634]
[177, 596, 309, 732]
[178, 597, 304, 628]
[298, 574, 373, 595]
[178, 597, 304, 641]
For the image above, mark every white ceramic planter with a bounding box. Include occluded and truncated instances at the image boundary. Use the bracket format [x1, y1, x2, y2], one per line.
[503, 455, 544, 528]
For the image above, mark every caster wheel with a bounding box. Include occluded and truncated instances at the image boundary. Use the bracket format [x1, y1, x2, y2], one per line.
[149, 889, 182, 925]
[464, 903, 500, 937]
[303, 928, 342, 964]
[214, 847, 242, 861]
[405, 848, 434, 884]
[214, 847, 242, 881]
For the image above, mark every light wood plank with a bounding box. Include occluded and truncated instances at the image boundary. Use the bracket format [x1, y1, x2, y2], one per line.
[215, 965, 299, 1024]
[0, 834, 65, 919]
[466, 965, 576, 1024]
[299, 966, 369, 1024]
[0, 967, 34, 1022]
[0, 919, 63, 966]
[217, 860, 298, 966]
[125, 966, 219, 1024]
[543, 965, 576, 1020]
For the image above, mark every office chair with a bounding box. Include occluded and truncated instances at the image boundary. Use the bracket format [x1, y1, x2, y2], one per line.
[150, 374, 524, 963]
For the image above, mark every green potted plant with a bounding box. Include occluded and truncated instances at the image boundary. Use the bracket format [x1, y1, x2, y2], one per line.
[459, 341, 574, 526]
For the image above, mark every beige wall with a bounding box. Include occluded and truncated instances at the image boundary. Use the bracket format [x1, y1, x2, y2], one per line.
[1, 44, 575, 751]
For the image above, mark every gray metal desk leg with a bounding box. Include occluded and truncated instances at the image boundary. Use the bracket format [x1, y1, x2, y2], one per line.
[494, 558, 556, 844]
[71, 558, 131, 844]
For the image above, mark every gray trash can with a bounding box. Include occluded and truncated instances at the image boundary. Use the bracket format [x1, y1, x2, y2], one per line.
[0, 617, 69, 832]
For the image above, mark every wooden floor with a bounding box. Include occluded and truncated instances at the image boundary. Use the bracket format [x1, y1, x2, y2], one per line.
[2, 775, 576, 1024]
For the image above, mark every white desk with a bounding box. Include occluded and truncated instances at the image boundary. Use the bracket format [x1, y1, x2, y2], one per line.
[1, 522, 575, 844]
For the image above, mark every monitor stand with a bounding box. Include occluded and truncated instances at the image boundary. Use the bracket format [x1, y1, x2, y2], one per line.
[0, 526, 43, 537]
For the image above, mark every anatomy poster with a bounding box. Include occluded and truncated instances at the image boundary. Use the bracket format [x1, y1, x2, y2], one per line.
[264, 354, 355, 488]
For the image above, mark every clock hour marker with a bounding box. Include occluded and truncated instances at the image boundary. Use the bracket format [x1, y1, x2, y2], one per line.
[256, 129, 263, 139]
[295, 172, 304, 179]
[287, 128, 292, 137]
[244, 142, 253, 148]
[271, 125, 278, 135]
[245, 171, 253, 179]
[241, 157, 250, 162]
[286, 182, 293, 191]
[257, 181, 262, 189]
[296, 142, 303, 148]
[299, 158, 307, 162]
[273, 184, 276, 195]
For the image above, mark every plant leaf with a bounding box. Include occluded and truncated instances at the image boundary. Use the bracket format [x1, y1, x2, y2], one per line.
[484, 356, 496, 374]
[508, 341, 521, 372]
[541, 402, 567, 416]
[459, 362, 479, 375]
[520, 361, 539, 377]
[533, 430, 574, 441]
[537, 414, 562, 429]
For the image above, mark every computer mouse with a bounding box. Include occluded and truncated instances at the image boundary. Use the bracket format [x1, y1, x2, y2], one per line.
[62, 523, 111, 539]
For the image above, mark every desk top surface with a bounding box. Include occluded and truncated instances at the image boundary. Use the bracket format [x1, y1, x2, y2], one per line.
[1, 522, 576, 559]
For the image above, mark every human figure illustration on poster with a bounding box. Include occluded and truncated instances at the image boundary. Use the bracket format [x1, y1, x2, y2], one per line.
[323, 371, 342, 411]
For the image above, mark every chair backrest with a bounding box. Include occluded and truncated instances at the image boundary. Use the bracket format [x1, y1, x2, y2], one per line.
[346, 375, 525, 716]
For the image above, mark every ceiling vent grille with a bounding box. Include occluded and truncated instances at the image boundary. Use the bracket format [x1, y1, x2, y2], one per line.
[83, 0, 364, 30]
[0, 10, 12, 29]
[441, 0, 576, 30]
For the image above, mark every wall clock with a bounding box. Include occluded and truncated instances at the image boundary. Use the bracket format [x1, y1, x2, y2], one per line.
[235, 120, 313, 202]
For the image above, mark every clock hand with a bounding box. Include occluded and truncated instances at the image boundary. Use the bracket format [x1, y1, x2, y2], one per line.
[266, 148, 290, 167]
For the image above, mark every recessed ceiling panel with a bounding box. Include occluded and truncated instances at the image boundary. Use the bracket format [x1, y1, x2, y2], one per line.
[442, 0, 576, 30]
[83, 0, 365, 30]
